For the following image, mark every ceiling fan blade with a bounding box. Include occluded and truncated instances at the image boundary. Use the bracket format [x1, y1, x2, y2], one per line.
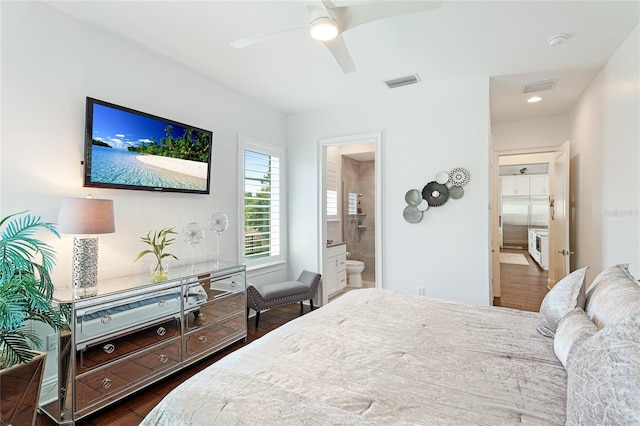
[330, 0, 442, 33]
[230, 24, 309, 49]
[322, 34, 356, 74]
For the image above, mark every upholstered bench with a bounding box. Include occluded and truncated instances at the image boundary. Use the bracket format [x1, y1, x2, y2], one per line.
[246, 270, 322, 327]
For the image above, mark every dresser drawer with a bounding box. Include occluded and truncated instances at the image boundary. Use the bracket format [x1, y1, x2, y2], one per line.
[184, 271, 245, 311]
[75, 287, 181, 344]
[75, 337, 181, 412]
[77, 316, 181, 372]
[183, 312, 245, 360]
[184, 293, 245, 331]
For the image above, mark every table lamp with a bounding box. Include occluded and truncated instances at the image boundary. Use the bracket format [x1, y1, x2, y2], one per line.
[58, 197, 115, 298]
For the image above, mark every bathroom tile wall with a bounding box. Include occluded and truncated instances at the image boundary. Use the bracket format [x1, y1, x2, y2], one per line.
[342, 156, 375, 282]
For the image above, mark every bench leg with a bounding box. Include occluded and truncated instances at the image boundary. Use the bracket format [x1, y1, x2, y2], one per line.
[255, 310, 260, 328]
[300, 301, 304, 314]
[310, 299, 314, 311]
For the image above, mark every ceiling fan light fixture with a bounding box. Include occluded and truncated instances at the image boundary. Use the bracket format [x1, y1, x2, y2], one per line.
[310, 17, 338, 41]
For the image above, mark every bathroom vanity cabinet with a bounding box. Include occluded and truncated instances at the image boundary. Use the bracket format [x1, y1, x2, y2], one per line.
[40, 261, 246, 425]
[324, 243, 347, 297]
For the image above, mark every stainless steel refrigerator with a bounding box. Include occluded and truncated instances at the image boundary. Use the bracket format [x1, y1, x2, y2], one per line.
[501, 195, 549, 248]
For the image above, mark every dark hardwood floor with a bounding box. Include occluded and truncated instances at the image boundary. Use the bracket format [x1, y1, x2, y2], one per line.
[36, 304, 309, 426]
[493, 248, 549, 312]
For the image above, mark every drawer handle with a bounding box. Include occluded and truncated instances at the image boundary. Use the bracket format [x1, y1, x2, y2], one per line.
[159, 354, 169, 364]
[198, 335, 208, 343]
[230, 281, 238, 287]
[157, 327, 166, 336]
[198, 313, 207, 320]
[102, 378, 112, 389]
[158, 300, 166, 307]
[100, 315, 112, 324]
[230, 301, 237, 308]
[230, 323, 238, 331]
[103, 343, 115, 354]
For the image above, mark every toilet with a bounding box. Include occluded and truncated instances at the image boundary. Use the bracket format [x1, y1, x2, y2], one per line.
[346, 260, 365, 288]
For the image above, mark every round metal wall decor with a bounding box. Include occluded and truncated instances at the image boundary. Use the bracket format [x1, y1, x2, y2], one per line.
[403, 205, 423, 223]
[449, 168, 470, 186]
[422, 181, 450, 207]
[403, 167, 469, 223]
[405, 189, 422, 206]
[416, 198, 429, 211]
[435, 171, 449, 184]
[449, 185, 464, 199]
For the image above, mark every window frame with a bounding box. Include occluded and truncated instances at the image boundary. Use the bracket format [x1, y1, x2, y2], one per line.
[237, 136, 286, 269]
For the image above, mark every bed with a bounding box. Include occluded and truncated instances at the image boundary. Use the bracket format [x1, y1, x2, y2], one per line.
[142, 264, 640, 425]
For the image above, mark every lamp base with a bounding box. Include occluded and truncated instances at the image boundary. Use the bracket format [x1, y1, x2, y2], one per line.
[72, 236, 99, 299]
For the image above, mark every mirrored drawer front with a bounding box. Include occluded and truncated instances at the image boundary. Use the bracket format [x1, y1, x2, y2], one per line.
[75, 288, 181, 344]
[75, 337, 181, 412]
[77, 316, 181, 372]
[184, 293, 245, 331]
[183, 272, 245, 310]
[183, 312, 245, 359]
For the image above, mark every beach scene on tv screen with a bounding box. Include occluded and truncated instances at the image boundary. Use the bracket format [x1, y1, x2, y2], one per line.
[89, 103, 210, 191]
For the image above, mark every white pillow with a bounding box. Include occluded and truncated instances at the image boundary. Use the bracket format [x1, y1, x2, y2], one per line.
[585, 264, 640, 328]
[553, 307, 598, 368]
[537, 266, 589, 338]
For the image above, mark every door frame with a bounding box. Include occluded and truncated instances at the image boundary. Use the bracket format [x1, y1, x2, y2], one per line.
[491, 145, 566, 298]
[317, 131, 383, 306]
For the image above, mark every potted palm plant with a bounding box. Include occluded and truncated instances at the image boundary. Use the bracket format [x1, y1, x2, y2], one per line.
[0, 211, 63, 426]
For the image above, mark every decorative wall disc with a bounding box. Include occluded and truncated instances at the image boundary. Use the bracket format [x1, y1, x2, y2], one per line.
[422, 181, 450, 207]
[449, 168, 470, 186]
[435, 171, 449, 184]
[405, 189, 422, 206]
[449, 185, 464, 199]
[403, 205, 423, 223]
[416, 199, 429, 211]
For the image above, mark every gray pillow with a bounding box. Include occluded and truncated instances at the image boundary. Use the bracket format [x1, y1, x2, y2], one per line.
[585, 263, 631, 299]
[585, 264, 640, 328]
[553, 307, 598, 368]
[537, 266, 589, 338]
[566, 315, 640, 426]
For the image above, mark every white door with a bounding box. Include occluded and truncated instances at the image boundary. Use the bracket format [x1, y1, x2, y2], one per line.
[551, 141, 571, 285]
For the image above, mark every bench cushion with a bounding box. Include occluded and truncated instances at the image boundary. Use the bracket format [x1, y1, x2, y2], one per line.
[252, 280, 311, 301]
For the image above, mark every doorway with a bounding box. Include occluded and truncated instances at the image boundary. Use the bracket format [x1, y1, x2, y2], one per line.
[318, 132, 383, 306]
[491, 146, 571, 310]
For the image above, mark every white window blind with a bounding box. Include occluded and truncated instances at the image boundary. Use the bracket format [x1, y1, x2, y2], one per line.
[326, 161, 338, 219]
[243, 147, 281, 263]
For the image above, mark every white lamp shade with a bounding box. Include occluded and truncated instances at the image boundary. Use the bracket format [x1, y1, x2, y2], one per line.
[58, 198, 115, 234]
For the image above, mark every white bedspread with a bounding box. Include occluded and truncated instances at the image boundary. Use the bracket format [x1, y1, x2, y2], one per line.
[142, 289, 566, 425]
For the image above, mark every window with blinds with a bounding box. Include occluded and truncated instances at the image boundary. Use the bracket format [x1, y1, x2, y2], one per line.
[243, 147, 281, 263]
[326, 161, 338, 219]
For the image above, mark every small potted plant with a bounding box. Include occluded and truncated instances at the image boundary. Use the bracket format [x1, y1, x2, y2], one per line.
[0, 211, 63, 426]
[135, 228, 178, 282]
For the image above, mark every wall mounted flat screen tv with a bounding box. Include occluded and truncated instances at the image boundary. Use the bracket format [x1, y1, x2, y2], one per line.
[84, 97, 212, 194]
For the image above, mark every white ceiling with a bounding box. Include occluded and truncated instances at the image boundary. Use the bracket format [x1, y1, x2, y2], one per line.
[44, 1, 639, 121]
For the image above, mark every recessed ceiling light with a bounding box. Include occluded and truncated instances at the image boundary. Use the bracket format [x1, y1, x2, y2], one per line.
[527, 96, 542, 103]
[547, 33, 569, 47]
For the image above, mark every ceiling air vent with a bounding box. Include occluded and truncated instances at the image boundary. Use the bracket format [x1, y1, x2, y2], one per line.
[384, 74, 421, 89]
[522, 79, 558, 94]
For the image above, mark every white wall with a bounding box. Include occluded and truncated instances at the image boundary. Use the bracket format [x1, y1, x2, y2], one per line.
[492, 115, 570, 151]
[570, 23, 640, 282]
[288, 79, 492, 306]
[1, 2, 288, 288]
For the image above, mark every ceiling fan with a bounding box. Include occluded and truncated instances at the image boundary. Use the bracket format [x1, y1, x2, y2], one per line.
[230, 0, 442, 74]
